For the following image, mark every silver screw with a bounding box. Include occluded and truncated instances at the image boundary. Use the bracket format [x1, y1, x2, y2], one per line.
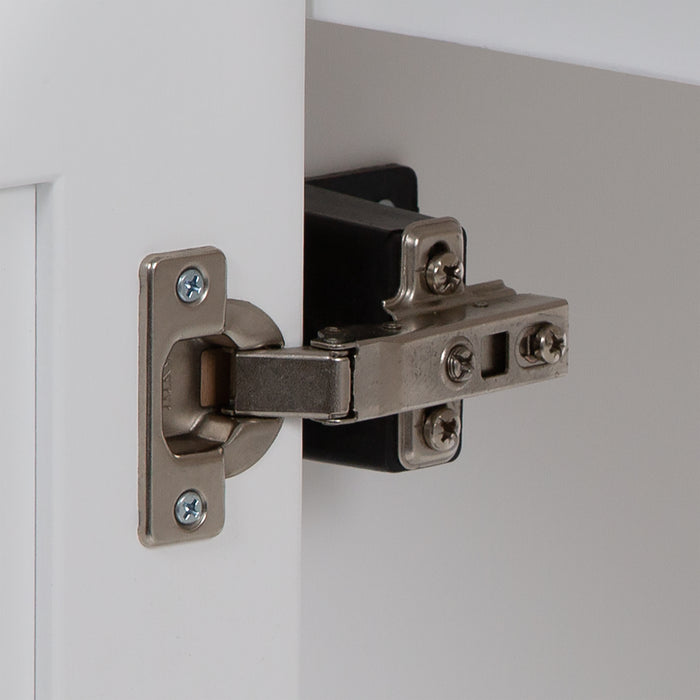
[425, 251, 464, 295]
[176, 267, 207, 303]
[174, 489, 206, 529]
[521, 324, 567, 364]
[423, 406, 461, 452]
[445, 344, 473, 383]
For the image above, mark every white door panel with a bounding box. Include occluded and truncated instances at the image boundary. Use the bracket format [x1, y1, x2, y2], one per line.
[1, 3, 304, 698]
[0, 185, 36, 700]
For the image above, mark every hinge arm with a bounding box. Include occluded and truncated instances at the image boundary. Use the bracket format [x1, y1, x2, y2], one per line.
[232, 281, 568, 424]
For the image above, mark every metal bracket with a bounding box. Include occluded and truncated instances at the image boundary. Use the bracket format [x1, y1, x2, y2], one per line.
[139, 165, 569, 546]
[138, 247, 284, 546]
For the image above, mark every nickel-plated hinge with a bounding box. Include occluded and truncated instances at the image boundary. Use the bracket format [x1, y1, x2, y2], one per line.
[139, 165, 568, 545]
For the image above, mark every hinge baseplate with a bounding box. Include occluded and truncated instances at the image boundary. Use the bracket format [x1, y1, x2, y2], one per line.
[138, 247, 283, 546]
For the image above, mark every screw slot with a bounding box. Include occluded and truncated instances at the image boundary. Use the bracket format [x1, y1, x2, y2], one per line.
[425, 251, 464, 295]
[176, 267, 208, 304]
[174, 489, 206, 529]
[445, 344, 473, 383]
[520, 324, 567, 365]
[423, 406, 461, 452]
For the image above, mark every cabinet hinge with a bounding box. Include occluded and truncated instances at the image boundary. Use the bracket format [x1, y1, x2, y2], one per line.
[138, 165, 568, 545]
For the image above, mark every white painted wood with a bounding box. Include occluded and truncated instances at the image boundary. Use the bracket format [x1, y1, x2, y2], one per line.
[1, 2, 304, 698]
[304, 22, 700, 700]
[308, 1, 700, 85]
[0, 186, 36, 700]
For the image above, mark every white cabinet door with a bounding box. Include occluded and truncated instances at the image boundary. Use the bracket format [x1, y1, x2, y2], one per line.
[1, 3, 304, 698]
[0, 185, 36, 700]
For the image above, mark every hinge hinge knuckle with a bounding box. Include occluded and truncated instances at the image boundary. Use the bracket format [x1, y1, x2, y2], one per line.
[234, 348, 353, 420]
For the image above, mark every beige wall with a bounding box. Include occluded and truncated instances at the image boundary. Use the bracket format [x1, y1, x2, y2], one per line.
[304, 20, 700, 700]
[308, 2, 700, 85]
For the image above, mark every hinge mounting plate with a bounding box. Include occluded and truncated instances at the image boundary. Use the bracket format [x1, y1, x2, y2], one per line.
[138, 247, 283, 546]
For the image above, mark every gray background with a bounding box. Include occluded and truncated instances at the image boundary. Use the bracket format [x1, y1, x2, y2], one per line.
[303, 20, 700, 700]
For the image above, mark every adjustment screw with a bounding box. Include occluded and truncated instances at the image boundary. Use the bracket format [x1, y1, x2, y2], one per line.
[423, 406, 461, 452]
[445, 344, 473, 383]
[174, 489, 206, 529]
[522, 324, 567, 365]
[425, 251, 464, 295]
[176, 267, 207, 303]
